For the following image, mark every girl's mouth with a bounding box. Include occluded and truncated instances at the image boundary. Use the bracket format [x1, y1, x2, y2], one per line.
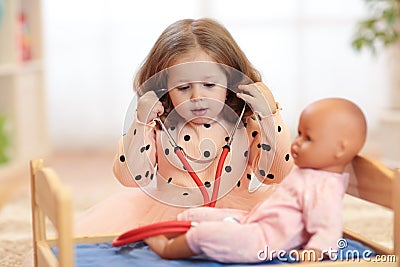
[191, 108, 208, 116]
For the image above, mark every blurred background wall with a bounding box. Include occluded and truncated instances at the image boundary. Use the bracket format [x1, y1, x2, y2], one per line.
[42, 0, 390, 158]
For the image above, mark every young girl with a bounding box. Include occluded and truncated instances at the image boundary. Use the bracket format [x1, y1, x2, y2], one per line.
[144, 98, 367, 263]
[75, 18, 293, 235]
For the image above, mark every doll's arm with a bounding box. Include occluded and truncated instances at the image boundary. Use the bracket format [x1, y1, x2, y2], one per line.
[112, 117, 157, 187]
[303, 178, 344, 256]
[146, 221, 267, 263]
[288, 179, 344, 263]
[177, 207, 248, 222]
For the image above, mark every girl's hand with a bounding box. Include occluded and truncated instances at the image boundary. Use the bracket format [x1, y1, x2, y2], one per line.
[290, 249, 323, 262]
[237, 82, 277, 116]
[137, 91, 164, 123]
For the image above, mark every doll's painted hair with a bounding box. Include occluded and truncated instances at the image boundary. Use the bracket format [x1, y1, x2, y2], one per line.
[133, 18, 262, 120]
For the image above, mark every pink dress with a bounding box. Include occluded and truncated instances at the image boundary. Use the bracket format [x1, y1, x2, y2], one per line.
[179, 166, 350, 263]
[75, 107, 293, 235]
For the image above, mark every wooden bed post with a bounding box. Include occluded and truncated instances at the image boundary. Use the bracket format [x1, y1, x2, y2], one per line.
[57, 176, 74, 267]
[30, 159, 74, 267]
[30, 159, 44, 267]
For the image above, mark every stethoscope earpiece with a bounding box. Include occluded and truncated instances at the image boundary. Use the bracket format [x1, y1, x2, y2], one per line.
[155, 88, 168, 98]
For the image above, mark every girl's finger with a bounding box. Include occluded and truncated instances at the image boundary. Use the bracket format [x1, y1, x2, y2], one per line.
[154, 102, 164, 116]
[236, 92, 254, 104]
[238, 84, 260, 97]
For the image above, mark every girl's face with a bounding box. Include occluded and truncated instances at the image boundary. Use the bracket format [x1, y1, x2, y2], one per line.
[167, 49, 228, 124]
[291, 109, 341, 171]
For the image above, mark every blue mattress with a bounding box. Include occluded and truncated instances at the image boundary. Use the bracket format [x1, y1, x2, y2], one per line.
[52, 238, 375, 267]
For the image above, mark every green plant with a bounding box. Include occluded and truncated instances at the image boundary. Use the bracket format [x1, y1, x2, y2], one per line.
[352, 0, 400, 54]
[0, 115, 10, 164]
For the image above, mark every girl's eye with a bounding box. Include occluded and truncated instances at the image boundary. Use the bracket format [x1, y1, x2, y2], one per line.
[305, 135, 312, 141]
[203, 83, 216, 88]
[176, 84, 190, 91]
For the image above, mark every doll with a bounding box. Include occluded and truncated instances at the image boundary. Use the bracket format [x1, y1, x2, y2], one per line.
[144, 97, 367, 263]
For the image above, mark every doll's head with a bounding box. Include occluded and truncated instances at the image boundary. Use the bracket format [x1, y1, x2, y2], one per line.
[291, 98, 367, 173]
[133, 18, 260, 121]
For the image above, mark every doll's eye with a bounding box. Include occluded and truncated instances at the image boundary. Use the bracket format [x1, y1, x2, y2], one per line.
[298, 131, 311, 141]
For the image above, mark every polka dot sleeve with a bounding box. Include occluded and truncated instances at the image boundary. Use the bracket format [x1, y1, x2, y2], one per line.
[112, 117, 157, 187]
[247, 108, 293, 185]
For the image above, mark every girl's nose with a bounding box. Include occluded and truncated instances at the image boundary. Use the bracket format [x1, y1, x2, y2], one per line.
[190, 84, 203, 101]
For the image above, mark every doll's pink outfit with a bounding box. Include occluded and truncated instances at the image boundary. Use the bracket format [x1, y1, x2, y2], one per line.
[178, 166, 349, 263]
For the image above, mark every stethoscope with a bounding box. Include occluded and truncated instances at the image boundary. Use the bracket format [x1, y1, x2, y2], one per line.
[113, 220, 194, 247]
[155, 103, 246, 208]
[113, 104, 247, 247]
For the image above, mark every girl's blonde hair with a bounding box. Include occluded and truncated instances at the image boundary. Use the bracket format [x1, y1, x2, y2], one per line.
[134, 18, 262, 119]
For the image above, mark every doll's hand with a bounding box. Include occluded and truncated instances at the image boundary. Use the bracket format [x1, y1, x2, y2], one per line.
[237, 82, 277, 116]
[177, 207, 215, 222]
[137, 91, 164, 123]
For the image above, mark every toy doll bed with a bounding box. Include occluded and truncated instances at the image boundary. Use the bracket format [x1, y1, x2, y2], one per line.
[30, 155, 400, 267]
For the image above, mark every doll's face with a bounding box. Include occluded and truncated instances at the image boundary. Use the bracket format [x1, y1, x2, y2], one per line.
[291, 98, 367, 173]
[291, 109, 342, 171]
[167, 49, 228, 124]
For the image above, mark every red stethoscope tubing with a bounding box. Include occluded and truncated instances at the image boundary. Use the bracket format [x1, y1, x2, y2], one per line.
[112, 145, 231, 247]
[112, 106, 246, 247]
[209, 145, 230, 207]
[175, 145, 230, 207]
[174, 147, 211, 205]
[112, 220, 192, 247]
[112, 146, 230, 247]
[154, 104, 245, 207]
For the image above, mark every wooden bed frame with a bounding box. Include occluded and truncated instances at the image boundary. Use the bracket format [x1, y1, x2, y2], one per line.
[30, 155, 400, 267]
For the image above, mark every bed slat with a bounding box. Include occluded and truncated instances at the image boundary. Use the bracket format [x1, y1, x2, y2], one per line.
[36, 241, 58, 267]
[35, 169, 60, 228]
[346, 156, 394, 209]
[343, 229, 393, 255]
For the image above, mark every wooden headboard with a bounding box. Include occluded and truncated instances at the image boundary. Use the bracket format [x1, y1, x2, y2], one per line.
[344, 155, 399, 258]
[346, 155, 395, 209]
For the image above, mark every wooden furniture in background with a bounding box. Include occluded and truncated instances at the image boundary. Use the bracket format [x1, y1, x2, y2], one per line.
[0, 0, 48, 180]
[30, 159, 73, 267]
[30, 159, 117, 267]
